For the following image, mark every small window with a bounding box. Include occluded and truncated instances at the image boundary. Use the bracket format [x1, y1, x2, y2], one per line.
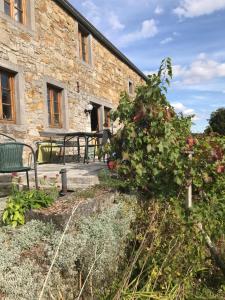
[78, 25, 90, 63]
[4, 0, 25, 24]
[0, 69, 16, 123]
[104, 107, 111, 128]
[47, 84, 62, 128]
[4, 0, 11, 16]
[128, 80, 134, 95]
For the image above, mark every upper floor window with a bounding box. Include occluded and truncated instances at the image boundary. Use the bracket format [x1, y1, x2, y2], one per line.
[4, 0, 25, 24]
[104, 107, 111, 128]
[0, 69, 15, 123]
[78, 25, 90, 64]
[128, 80, 134, 95]
[47, 84, 62, 128]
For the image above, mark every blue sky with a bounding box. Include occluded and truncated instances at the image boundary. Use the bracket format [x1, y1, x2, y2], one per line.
[70, 0, 225, 132]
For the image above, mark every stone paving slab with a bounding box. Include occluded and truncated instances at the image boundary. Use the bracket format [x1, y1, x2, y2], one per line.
[0, 162, 107, 215]
[0, 162, 106, 192]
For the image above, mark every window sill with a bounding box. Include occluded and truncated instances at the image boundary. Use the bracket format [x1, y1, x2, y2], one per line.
[0, 11, 35, 35]
[79, 58, 93, 70]
[0, 120, 16, 124]
[41, 128, 68, 134]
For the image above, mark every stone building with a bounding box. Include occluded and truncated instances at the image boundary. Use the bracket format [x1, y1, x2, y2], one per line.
[0, 0, 146, 142]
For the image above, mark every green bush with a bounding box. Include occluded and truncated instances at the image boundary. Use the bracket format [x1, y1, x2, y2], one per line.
[102, 58, 225, 299]
[206, 108, 225, 135]
[106, 58, 225, 202]
[2, 188, 56, 227]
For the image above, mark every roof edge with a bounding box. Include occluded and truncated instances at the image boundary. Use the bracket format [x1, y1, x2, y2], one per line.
[54, 0, 148, 81]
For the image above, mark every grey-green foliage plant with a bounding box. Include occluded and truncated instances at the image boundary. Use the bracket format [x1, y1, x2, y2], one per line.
[0, 220, 56, 300]
[0, 196, 136, 300]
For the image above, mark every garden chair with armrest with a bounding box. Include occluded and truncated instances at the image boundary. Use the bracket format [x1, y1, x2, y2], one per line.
[0, 142, 38, 189]
[85, 129, 111, 163]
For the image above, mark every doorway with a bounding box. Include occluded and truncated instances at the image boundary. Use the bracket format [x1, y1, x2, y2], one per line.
[90, 103, 100, 131]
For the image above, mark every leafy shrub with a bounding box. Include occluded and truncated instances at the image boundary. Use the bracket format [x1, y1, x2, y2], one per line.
[2, 188, 56, 227]
[206, 107, 225, 135]
[102, 58, 225, 299]
[106, 58, 192, 198]
[98, 169, 130, 191]
[106, 58, 225, 202]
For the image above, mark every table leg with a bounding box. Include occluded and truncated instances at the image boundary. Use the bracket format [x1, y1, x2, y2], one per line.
[84, 136, 89, 164]
[77, 137, 80, 162]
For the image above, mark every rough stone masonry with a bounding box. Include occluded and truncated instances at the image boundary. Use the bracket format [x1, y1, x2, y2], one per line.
[0, 0, 146, 144]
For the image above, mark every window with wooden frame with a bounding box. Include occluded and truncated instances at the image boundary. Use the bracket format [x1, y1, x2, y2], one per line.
[104, 107, 111, 128]
[4, 0, 26, 24]
[128, 80, 134, 95]
[78, 25, 90, 64]
[0, 69, 16, 123]
[47, 84, 62, 128]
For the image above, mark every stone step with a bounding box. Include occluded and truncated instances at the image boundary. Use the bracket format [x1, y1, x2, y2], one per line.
[0, 182, 12, 197]
[0, 175, 13, 183]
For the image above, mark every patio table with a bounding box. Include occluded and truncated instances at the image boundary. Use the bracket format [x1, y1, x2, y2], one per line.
[39, 131, 103, 164]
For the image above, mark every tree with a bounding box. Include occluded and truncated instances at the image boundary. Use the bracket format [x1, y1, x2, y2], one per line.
[107, 58, 193, 197]
[206, 108, 225, 135]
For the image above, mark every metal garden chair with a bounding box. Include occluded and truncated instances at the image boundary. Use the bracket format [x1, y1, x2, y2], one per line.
[86, 129, 111, 163]
[0, 142, 38, 189]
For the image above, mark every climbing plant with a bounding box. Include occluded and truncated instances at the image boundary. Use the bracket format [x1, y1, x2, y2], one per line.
[106, 58, 225, 201]
[108, 58, 191, 197]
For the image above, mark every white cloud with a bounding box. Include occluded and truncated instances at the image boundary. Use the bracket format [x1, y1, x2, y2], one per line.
[154, 5, 164, 15]
[174, 0, 225, 18]
[173, 53, 225, 85]
[108, 12, 125, 31]
[119, 19, 158, 46]
[171, 102, 195, 115]
[171, 102, 200, 120]
[193, 95, 205, 100]
[160, 32, 178, 46]
[160, 37, 173, 45]
[81, 0, 101, 26]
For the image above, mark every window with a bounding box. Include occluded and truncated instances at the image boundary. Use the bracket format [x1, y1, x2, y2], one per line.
[4, 0, 25, 24]
[0, 69, 15, 122]
[90, 103, 100, 131]
[128, 80, 134, 95]
[104, 107, 111, 128]
[78, 25, 90, 63]
[47, 84, 62, 128]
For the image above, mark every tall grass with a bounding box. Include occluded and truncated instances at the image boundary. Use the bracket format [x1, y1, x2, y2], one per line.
[107, 199, 225, 300]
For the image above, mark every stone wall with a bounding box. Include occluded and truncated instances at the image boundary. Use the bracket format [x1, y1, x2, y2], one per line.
[0, 0, 144, 143]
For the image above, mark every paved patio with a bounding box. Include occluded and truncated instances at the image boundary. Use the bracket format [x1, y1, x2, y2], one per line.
[36, 162, 106, 189]
[0, 161, 106, 194]
[0, 162, 107, 214]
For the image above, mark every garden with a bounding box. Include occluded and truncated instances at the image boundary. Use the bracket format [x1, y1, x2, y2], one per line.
[0, 58, 225, 299]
